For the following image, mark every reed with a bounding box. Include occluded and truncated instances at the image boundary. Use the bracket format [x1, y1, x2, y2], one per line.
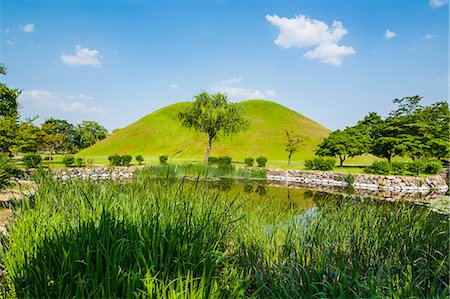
[0, 173, 447, 298]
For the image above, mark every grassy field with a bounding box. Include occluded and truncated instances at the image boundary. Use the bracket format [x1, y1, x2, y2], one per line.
[78, 100, 331, 161]
[0, 171, 447, 297]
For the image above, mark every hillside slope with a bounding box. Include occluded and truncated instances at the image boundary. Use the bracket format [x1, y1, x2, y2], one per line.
[79, 100, 330, 161]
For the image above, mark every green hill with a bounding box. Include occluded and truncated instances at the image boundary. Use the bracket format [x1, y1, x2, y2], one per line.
[79, 100, 330, 161]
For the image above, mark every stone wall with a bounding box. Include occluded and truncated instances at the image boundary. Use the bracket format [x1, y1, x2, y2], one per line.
[267, 169, 448, 193]
[53, 166, 138, 181]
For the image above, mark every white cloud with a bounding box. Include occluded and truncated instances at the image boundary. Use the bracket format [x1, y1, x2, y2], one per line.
[211, 78, 277, 100]
[429, 0, 448, 8]
[385, 29, 396, 39]
[169, 84, 179, 89]
[20, 24, 35, 32]
[304, 43, 355, 66]
[20, 90, 106, 114]
[6, 39, 18, 47]
[424, 33, 437, 40]
[61, 45, 103, 67]
[266, 14, 355, 66]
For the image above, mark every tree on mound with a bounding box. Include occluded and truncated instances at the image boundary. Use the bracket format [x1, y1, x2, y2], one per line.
[178, 92, 250, 163]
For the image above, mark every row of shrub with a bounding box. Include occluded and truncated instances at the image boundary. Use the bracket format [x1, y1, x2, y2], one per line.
[304, 157, 336, 171]
[244, 156, 268, 168]
[366, 159, 442, 175]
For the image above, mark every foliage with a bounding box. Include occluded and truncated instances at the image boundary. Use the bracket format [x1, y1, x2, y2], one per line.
[217, 156, 232, 167]
[86, 159, 94, 168]
[207, 156, 218, 165]
[178, 92, 250, 162]
[108, 154, 122, 166]
[344, 173, 355, 185]
[304, 157, 335, 170]
[284, 130, 304, 166]
[75, 157, 84, 168]
[316, 127, 368, 166]
[365, 160, 391, 175]
[407, 160, 427, 176]
[159, 155, 168, 165]
[424, 160, 442, 175]
[1, 175, 447, 297]
[135, 155, 144, 165]
[0, 154, 15, 189]
[256, 156, 268, 168]
[75, 120, 108, 149]
[62, 155, 75, 167]
[22, 153, 42, 169]
[0, 116, 18, 155]
[42, 118, 78, 152]
[390, 161, 407, 175]
[121, 155, 132, 166]
[244, 157, 254, 167]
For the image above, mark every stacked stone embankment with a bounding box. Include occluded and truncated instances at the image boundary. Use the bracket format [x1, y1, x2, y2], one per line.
[53, 166, 137, 181]
[267, 169, 448, 194]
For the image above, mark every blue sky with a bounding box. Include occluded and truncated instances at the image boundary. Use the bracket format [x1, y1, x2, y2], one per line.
[1, 0, 448, 131]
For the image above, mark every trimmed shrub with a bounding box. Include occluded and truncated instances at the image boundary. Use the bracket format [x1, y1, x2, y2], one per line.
[122, 155, 132, 166]
[244, 157, 254, 167]
[22, 153, 42, 169]
[75, 158, 84, 168]
[256, 156, 268, 168]
[108, 154, 122, 166]
[159, 155, 168, 165]
[407, 160, 427, 176]
[424, 160, 442, 175]
[304, 157, 335, 171]
[207, 156, 218, 165]
[366, 161, 391, 175]
[135, 155, 144, 165]
[62, 156, 75, 167]
[218, 156, 232, 167]
[391, 162, 407, 175]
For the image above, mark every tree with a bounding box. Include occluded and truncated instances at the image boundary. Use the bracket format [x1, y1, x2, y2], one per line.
[0, 65, 21, 155]
[43, 118, 77, 152]
[284, 130, 304, 166]
[316, 127, 368, 167]
[178, 92, 250, 163]
[41, 123, 68, 163]
[75, 120, 108, 149]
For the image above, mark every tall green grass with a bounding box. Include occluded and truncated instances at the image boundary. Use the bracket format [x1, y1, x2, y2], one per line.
[0, 172, 448, 297]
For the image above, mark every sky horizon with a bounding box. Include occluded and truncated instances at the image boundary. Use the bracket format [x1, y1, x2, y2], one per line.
[1, 0, 448, 131]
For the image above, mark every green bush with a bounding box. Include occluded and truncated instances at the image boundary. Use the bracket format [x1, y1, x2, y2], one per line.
[0, 154, 15, 189]
[304, 157, 335, 171]
[86, 159, 94, 168]
[22, 153, 42, 169]
[135, 155, 144, 165]
[244, 157, 254, 167]
[159, 155, 168, 165]
[62, 155, 75, 167]
[390, 162, 407, 175]
[75, 158, 84, 167]
[218, 156, 232, 167]
[424, 160, 442, 175]
[207, 156, 218, 165]
[122, 155, 132, 166]
[256, 156, 268, 168]
[108, 154, 122, 166]
[365, 161, 391, 175]
[344, 174, 355, 185]
[407, 160, 427, 176]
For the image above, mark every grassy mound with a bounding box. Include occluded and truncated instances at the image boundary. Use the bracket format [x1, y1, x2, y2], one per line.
[79, 100, 330, 161]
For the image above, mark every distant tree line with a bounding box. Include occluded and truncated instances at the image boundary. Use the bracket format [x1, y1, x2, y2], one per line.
[316, 96, 449, 165]
[0, 65, 108, 157]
